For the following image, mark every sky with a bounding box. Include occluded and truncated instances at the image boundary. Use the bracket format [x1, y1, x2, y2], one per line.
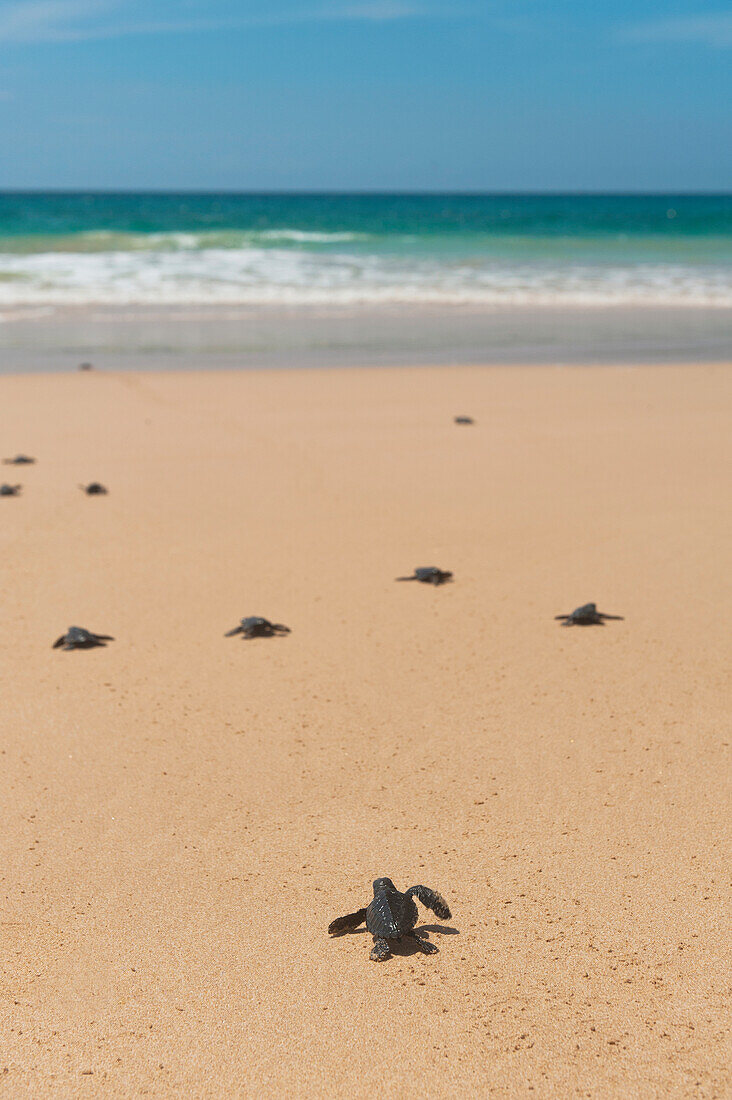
[0, 0, 730, 191]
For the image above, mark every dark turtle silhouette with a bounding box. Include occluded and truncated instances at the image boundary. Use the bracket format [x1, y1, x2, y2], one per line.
[225, 616, 290, 639]
[78, 362, 94, 371]
[3, 454, 35, 465]
[79, 482, 108, 495]
[396, 566, 453, 586]
[329, 877, 452, 961]
[53, 626, 114, 650]
[0, 483, 21, 496]
[555, 602, 624, 626]
[454, 416, 474, 425]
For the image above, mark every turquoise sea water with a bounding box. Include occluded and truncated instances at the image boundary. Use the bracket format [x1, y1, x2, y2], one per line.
[0, 193, 731, 308]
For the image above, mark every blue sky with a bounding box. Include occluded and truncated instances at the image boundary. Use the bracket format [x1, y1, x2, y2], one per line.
[0, 0, 730, 190]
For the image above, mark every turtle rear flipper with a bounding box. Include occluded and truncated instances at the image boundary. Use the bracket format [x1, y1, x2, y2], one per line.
[328, 908, 367, 935]
[370, 936, 391, 961]
[271, 623, 291, 634]
[407, 931, 439, 954]
[406, 885, 451, 921]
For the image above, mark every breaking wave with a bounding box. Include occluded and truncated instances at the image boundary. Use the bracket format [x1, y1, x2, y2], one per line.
[0, 242, 730, 307]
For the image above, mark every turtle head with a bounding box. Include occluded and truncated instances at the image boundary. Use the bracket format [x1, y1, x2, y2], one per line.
[372, 877, 396, 895]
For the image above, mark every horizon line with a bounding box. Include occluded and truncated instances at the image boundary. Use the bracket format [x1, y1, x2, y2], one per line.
[0, 188, 730, 197]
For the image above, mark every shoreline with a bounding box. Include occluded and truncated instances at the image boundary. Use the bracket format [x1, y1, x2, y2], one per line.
[1, 303, 731, 373]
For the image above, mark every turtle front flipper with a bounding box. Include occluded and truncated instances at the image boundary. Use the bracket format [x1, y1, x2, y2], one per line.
[598, 613, 624, 621]
[407, 931, 439, 954]
[370, 936, 391, 961]
[224, 626, 243, 637]
[395, 575, 417, 582]
[406, 885, 451, 920]
[52, 635, 67, 649]
[328, 908, 367, 935]
[91, 634, 114, 642]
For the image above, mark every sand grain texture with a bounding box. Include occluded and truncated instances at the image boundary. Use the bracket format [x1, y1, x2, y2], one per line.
[1, 364, 730, 1098]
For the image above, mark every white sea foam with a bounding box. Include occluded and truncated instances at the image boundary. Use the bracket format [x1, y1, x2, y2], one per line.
[257, 230, 367, 242]
[0, 245, 730, 308]
[58, 229, 369, 251]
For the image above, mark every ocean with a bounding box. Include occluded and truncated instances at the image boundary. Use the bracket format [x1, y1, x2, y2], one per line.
[1, 192, 731, 310]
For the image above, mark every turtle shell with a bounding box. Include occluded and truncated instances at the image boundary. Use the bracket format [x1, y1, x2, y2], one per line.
[568, 603, 598, 621]
[241, 617, 268, 632]
[366, 885, 418, 939]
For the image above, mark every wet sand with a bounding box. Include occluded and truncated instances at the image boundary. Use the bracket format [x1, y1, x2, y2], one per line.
[1, 303, 731, 373]
[1, 363, 730, 1097]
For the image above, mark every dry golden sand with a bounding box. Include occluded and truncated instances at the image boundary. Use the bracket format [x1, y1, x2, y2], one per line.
[1, 364, 730, 1098]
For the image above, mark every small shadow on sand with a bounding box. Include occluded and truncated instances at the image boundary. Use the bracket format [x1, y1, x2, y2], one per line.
[417, 923, 459, 936]
[330, 923, 459, 958]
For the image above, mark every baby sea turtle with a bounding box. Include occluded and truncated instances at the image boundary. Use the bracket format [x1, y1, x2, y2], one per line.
[53, 626, 115, 650]
[555, 602, 624, 626]
[329, 877, 452, 961]
[80, 482, 108, 495]
[3, 454, 35, 465]
[454, 416, 474, 425]
[78, 362, 94, 371]
[225, 616, 290, 639]
[0, 483, 21, 496]
[396, 566, 453, 586]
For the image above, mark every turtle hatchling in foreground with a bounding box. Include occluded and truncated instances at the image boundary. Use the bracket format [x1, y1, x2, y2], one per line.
[80, 482, 108, 495]
[555, 602, 624, 626]
[3, 455, 35, 465]
[225, 616, 290, 639]
[0, 483, 21, 496]
[329, 877, 452, 961]
[53, 627, 115, 650]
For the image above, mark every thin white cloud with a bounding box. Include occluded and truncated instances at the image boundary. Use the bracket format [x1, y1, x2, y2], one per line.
[0, 0, 116, 42]
[0, 0, 462, 43]
[275, 2, 464, 22]
[620, 14, 732, 47]
[313, 2, 433, 18]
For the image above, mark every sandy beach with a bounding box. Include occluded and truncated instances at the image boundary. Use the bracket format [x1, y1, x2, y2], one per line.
[1, 362, 730, 1098]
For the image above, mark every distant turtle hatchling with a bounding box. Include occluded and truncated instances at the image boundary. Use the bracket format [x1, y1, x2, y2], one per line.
[555, 602, 624, 626]
[329, 877, 452, 961]
[454, 416, 474, 425]
[0, 483, 21, 496]
[396, 566, 453, 586]
[80, 482, 108, 495]
[225, 616, 291, 639]
[53, 626, 115, 650]
[3, 454, 35, 465]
